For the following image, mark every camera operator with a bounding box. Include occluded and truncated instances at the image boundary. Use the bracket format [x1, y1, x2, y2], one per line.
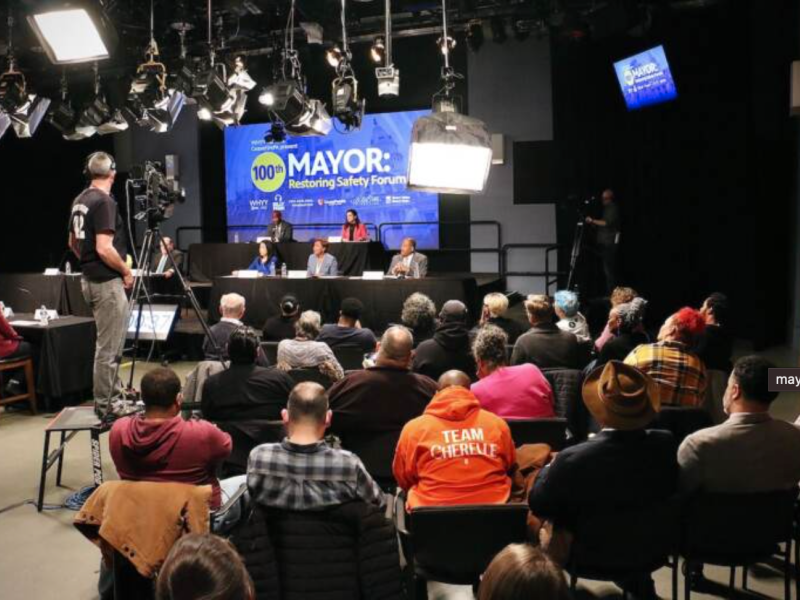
[68, 151, 132, 415]
[585, 188, 621, 294]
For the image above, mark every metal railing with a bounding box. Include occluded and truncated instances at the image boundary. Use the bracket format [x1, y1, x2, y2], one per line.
[501, 243, 565, 295]
[175, 223, 380, 249]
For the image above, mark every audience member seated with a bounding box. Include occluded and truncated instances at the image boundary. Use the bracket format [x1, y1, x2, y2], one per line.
[401, 292, 437, 347]
[0, 309, 32, 360]
[596, 297, 649, 366]
[471, 325, 554, 419]
[679, 355, 800, 493]
[595, 286, 639, 352]
[554, 290, 591, 343]
[202, 327, 294, 422]
[328, 326, 438, 454]
[156, 533, 254, 600]
[625, 307, 707, 407]
[413, 300, 477, 381]
[478, 544, 570, 600]
[529, 361, 677, 593]
[695, 292, 733, 372]
[248, 382, 385, 510]
[511, 295, 581, 370]
[317, 297, 377, 353]
[150, 236, 183, 278]
[277, 310, 344, 380]
[110, 368, 232, 509]
[394, 370, 516, 509]
[306, 238, 338, 277]
[247, 240, 278, 276]
[474, 292, 527, 344]
[262, 293, 300, 343]
[204, 293, 246, 361]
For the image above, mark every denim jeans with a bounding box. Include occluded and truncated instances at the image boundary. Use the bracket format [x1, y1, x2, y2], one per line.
[81, 277, 128, 411]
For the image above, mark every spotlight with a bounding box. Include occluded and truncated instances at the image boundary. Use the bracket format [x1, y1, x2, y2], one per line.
[466, 20, 484, 52]
[370, 37, 386, 63]
[490, 17, 507, 43]
[260, 80, 332, 137]
[76, 68, 129, 136]
[332, 76, 365, 131]
[326, 45, 345, 69]
[437, 36, 456, 55]
[0, 112, 10, 140]
[0, 71, 28, 113]
[376, 66, 399, 97]
[128, 55, 186, 133]
[27, 3, 116, 65]
[193, 57, 254, 129]
[0, 69, 51, 138]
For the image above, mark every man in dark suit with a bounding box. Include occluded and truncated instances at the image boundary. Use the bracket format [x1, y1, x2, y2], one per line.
[203, 293, 246, 360]
[266, 210, 293, 242]
[511, 295, 582, 369]
[529, 361, 678, 596]
[150, 236, 184, 278]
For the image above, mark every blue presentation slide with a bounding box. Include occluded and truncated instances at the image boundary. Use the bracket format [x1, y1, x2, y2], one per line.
[224, 109, 439, 249]
[614, 45, 678, 111]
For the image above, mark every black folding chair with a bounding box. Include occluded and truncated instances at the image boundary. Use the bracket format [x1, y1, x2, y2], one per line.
[287, 368, 335, 389]
[505, 417, 568, 450]
[650, 407, 713, 445]
[259, 341, 280, 366]
[331, 345, 366, 371]
[681, 490, 797, 600]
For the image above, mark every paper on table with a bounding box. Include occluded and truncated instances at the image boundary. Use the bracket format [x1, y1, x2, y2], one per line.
[10, 320, 43, 327]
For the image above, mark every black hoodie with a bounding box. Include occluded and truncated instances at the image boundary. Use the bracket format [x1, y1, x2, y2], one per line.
[412, 321, 477, 382]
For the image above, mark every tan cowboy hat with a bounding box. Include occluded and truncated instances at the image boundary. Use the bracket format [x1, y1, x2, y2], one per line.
[582, 361, 661, 431]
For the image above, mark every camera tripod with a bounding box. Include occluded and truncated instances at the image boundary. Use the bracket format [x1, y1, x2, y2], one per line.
[100, 224, 223, 425]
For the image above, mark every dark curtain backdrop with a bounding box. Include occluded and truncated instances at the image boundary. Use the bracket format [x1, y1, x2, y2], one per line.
[549, 1, 798, 347]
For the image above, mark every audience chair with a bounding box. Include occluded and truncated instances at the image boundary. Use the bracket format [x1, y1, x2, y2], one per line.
[287, 367, 335, 389]
[505, 417, 568, 450]
[0, 356, 37, 414]
[396, 501, 529, 599]
[701, 369, 728, 425]
[566, 496, 682, 600]
[332, 345, 366, 370]
[650, 407, 713, 445]
[541, 368, 588, 442]
[681, 490, 797, 600]
[214, 420, 285, 477]
[260, 341, 280, 366]
[339, 430, 400, 492]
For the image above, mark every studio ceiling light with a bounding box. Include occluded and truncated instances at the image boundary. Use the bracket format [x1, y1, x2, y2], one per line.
[76, 63, 128, 136]
[330, 0, 365, 131]
[0, 112, 10, 141]
[407, 0, 492, 194]
[48, 73, 92, 140]
[370, 37, 385, 64]
[27, 3, 116, 65]
[375, 0, 399, 98]
[326, 45, 344, 69]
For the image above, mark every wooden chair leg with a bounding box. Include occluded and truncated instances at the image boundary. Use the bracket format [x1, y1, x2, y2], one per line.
[24, 359, 37, 415]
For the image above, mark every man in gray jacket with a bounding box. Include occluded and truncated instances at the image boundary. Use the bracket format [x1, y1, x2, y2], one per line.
[387, 237, 428, 279]
[678, 355, 800, 494]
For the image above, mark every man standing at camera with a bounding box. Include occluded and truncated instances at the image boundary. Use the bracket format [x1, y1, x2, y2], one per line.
[585, 188, 621, 294]
[68, 152, 133, 416]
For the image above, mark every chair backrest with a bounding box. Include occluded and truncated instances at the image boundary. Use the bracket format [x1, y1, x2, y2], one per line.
[332, 345, 366, 371]
[569, 496, 682, 575]
[506, 417, 568, 450]
[215, 420, 285, 477]
[702, 369, 729, 425]
[541, 368, 588, 442]
[287, 368, 335, 389]
[339, 429, 400, 485]
[650, 406, 713, 445]
[683, 490, 797, 561]
[260, 341, 280, 366]
[407, 504, 529, 585]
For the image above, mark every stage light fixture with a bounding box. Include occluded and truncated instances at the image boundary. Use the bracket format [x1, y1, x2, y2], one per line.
[326, 45, 344, 69]
[76, 65, 128, 136]
[0, 112, 10, 140]
[407, 0, 492, 194]
[466, 20, 484, 52]
[437, 35, 456, 56]
[260, 80, 332, 137]
[370, 37, 385, 63]
[375, 0, 399, 98]
[27, 3, 116, 65]
[49, 74, 92, 140]
[329, 0, 364, 131]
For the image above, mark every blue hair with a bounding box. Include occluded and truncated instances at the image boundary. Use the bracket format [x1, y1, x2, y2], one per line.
[554, 290, 579, 317]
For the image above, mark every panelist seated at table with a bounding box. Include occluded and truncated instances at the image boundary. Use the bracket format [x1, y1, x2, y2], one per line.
[266, 210, 293, 242]
[247, 241, 278, 276]
[340, 209, 369, 242]
[307, 239, 339, 277]
[150, 236, 184, 278]
[388, 237, 428, 279]
[0, 310, 32, 360]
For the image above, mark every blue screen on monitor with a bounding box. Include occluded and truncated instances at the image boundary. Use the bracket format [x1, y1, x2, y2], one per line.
[613, 45, 678, 110]
[224, 109, 439, 249]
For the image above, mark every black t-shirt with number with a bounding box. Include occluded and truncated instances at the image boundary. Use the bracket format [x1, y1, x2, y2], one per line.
[69, 188, 127, 282]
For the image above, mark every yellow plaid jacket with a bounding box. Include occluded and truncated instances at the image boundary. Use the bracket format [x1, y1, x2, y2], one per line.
[625, 341, 707, 407]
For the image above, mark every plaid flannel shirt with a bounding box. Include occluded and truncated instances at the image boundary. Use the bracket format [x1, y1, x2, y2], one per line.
[625, 341, 707, 407]
[247, 439, 386, 511]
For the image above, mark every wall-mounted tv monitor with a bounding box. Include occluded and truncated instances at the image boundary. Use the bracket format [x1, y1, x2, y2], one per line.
[614, 45, 678, 111]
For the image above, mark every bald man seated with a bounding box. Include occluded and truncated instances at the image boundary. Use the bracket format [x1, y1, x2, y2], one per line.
[327, 326, 439, 481]
[393, 369, 517, 509]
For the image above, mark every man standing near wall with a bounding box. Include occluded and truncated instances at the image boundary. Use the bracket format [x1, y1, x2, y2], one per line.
[69, 152, 133, 416]
[586, 188, 621, 294]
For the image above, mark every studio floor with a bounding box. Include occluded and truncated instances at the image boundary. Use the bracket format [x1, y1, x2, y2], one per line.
[0, 348, 798, 600]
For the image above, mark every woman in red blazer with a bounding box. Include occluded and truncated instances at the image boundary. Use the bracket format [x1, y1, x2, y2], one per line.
[0, 310, 29, 359]
[340, 209, 369, 242]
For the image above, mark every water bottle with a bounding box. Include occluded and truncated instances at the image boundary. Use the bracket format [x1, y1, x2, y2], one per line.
[280, 263, 287, 278]
[39, 305, 49, 326]
[234, 232, 240, 244]
[65, 262, 72, 275]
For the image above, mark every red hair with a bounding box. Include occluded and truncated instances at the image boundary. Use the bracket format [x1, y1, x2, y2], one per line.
[672, 307, 706, 344]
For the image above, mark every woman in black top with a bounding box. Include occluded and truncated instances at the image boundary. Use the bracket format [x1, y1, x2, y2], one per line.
[597, 297, 649, 365]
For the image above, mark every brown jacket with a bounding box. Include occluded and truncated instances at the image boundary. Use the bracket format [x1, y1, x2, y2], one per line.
[74, 481, 211, 578]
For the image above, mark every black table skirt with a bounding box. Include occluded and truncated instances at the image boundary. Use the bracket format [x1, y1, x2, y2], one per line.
[10, 315, 96, 402]
[208, 276, 481, 333]
[188, 242, 387, 282]
[0, 273, 65, 314]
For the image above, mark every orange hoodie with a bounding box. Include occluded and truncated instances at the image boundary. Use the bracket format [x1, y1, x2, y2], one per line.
[393, 385, 516, 509]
